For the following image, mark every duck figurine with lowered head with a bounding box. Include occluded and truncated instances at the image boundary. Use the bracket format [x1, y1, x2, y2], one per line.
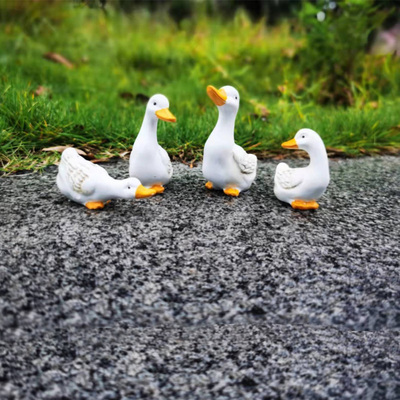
[274, 128, 330, 210]
[129, 94, 176, 194]
[57, 148, 156, 209]
[203, 85, 257, 197]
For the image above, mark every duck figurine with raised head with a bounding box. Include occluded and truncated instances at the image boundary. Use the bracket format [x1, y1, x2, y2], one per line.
[57, 148, 156, 209]
[274, 128, 330, 210]
[129, 94, 176, 194]
[203, 85, 257, 196]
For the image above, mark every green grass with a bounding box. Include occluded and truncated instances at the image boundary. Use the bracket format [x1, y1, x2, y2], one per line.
[0, 1, 400, 173]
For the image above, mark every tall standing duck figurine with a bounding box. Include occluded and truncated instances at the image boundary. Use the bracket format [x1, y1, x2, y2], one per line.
[57, 148, 156, 209]
[274, 129, 330, 210]
[129, 94, 176, 194]
[203, 85, 257, 196]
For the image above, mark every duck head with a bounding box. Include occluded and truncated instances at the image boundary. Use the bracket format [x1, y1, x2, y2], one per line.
[282, 129, 325, 153]
[119, 177, 156, 199]
[207, 85, 240, 116]
[146, 94, 176, 123]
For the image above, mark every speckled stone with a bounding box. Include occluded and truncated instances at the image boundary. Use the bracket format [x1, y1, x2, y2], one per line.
[0, 157, 399, 399]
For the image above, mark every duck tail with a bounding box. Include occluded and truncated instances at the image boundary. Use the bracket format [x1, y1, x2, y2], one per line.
[61, 147, 80, 161]
[274, 162, 290, 187]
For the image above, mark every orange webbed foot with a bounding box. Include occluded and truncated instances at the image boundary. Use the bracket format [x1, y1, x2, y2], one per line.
[223, 187, 240, 197]
[291, 200, 319, 210]
[151, 185, 165, 194]
[85, 201, 106, 210]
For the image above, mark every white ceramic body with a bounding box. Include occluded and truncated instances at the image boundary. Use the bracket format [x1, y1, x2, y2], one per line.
[129, 132, 172, 187]
[274, 164, 330, 204]
[57, 148, 142, 206]
[129, 95, 173, 188]
[203, 140, 256, 192]
[202, 86, 257, 193]
[274, 129, 330, 205]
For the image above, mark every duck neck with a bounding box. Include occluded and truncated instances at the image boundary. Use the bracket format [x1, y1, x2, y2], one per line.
[137, 111, 159, 144]
[308, 145, 329, 173]
[212, 108, 236, 143]
[104, 178, 124, 199]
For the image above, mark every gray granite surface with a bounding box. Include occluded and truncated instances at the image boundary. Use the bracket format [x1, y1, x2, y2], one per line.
[0, 157, 399, 399]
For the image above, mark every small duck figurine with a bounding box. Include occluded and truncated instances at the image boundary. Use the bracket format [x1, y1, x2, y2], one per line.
[274, 129, 330, 210]
[203, 85, 257, 196]
[57, 148, 156, 209]
[129, 94, 176, 194]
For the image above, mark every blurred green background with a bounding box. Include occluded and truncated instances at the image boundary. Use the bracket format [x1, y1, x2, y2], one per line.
[1, 0, 400, 172]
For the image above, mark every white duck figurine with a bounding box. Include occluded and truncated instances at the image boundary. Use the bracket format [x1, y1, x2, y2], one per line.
[129, 94, 176, 194]
[203, 85, 257, 196]
[274, 129, 330, 210]
[57, 148, 156, 209]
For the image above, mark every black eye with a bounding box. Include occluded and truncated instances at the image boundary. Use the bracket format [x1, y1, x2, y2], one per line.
[128, 186, 131, 189]
[235, 97, 238, 100]
[302, 135, 305, 139]
[153, 102, 157, 106]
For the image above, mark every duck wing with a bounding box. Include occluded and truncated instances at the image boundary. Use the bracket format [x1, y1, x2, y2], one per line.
[61, 148, 106, 195]
[233, 144, 257, 174]
[158, 145, 173, 178]
[275, 162, 303, 189]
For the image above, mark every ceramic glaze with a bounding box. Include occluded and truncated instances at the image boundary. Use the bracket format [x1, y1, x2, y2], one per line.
[129, 94, 176, 194]
[274, 129, 330, 210]
[202, 85, 257, 197]
[57, 148, 156, 209]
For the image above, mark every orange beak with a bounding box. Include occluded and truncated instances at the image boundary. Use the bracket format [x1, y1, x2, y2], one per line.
[155, 108, 177, 123]
[135, 185, 156, 198]
[207, 85, 227, 106]
[281, 138, 298, 149]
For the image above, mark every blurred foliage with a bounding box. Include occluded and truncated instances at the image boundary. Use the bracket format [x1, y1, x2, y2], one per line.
[80, 0, 301, 24]
[0, 0, 399, 172]
[297, 0, 393, 105]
